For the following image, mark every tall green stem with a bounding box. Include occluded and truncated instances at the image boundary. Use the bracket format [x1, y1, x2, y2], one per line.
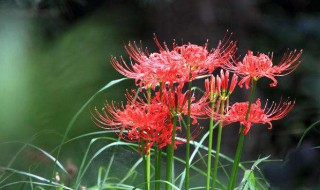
[155, 82, 164, 190]
[166, 114, 178, 190]
[141, 142, 151, 190]
[228, 132, 244, 190]
[212, 100, 225, 189]
[155, 147, 162, 190]
[185, 81, 192, 190]
[146, 150, 151, 190]
[228, 79, 257, 190]
[144, 87, 151, 190]
[206, 102, 215, 190]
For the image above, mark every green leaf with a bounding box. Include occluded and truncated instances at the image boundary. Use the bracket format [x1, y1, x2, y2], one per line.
[241, 170, 256, 190]
[240, 156, 271, 190]
[53, 78, 129, 178]
[97, 78, 130, 93]
[177, 123, 220, 189]
[74, 140, 138, 189]
[297, 119, 320, 149]
[0, 167, 72, 190]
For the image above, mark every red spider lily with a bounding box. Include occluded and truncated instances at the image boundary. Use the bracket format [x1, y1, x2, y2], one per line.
[153, 86, 208, 125]
[111, 35, 236, 89]
[205, 70, 238, 102]
[91, 93, 182, 153]
[217, 98, 295, 135]
[203, 35, 237, 73]
[223, 50, 302, 89]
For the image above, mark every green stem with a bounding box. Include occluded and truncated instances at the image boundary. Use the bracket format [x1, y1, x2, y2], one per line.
[212, 100, 225, 189]
[141, 142, 151, 190]
[155, 147, 162, 190]
[228, 79, 257, 190]
[146, 150, 151, 190]
[206, 102, 216, 190]
[228, 132, 245, 190]
[166, 114, 178, 190]
[155, 82, 163, 190]
[143, 86, 151, 190]
[212, 126, 222, 189]
[147, 87, 151, 105]
[185, 81, 192, 190]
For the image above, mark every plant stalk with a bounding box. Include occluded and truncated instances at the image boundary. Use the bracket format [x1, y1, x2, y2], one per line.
[144, 87, 151, 190]
[184, 81, 192, 190]
[166, 114, 178, 190]
[228, 79, 257, 190]
[146, 150, 151, 190]
[206, 101, 216, 190]
[155, 147, 162, 190]
[212, 99, 225, 189]
[141, 142, 151, 190]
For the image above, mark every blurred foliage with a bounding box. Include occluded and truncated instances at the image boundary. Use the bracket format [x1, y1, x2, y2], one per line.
[0, 0, 142, 144]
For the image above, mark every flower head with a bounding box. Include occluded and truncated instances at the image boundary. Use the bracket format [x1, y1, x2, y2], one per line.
[204, 36, 237, 73]
[218, 98, 295, 134]
[223, 50, 302, 89]
[153, 86, 207, 125]
[111, 35, 236, 89]
[91, 92, 180, 153]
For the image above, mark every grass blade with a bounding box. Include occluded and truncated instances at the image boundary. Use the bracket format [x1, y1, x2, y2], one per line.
[0, 167, 72, 190]
[74, 141, 138, 189]
[239, 156, 270, 190]
[178, 122, 219, 189]
[296, 119, 320, 149]
[53, 78, 129, 177]
[120, 158, 143, 184]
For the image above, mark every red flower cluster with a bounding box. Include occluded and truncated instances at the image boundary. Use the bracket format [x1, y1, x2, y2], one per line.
[153, 86, 207, 124]
[223, 50, 302, 88]
[111, 36, 236, 89]
[92, 93, 176, 153]
[218, 99, 295, 135]
[92, 88, 207, 153]
[92, 34, 302, 151]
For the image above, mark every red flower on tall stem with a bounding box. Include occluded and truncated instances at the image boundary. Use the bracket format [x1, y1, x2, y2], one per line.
[91, 92, 180, 153]
[153, 86, 207, 125]
[111, 35, 236, 89]
[223, 50, 302, 89]
[217, 98, 295, 135]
